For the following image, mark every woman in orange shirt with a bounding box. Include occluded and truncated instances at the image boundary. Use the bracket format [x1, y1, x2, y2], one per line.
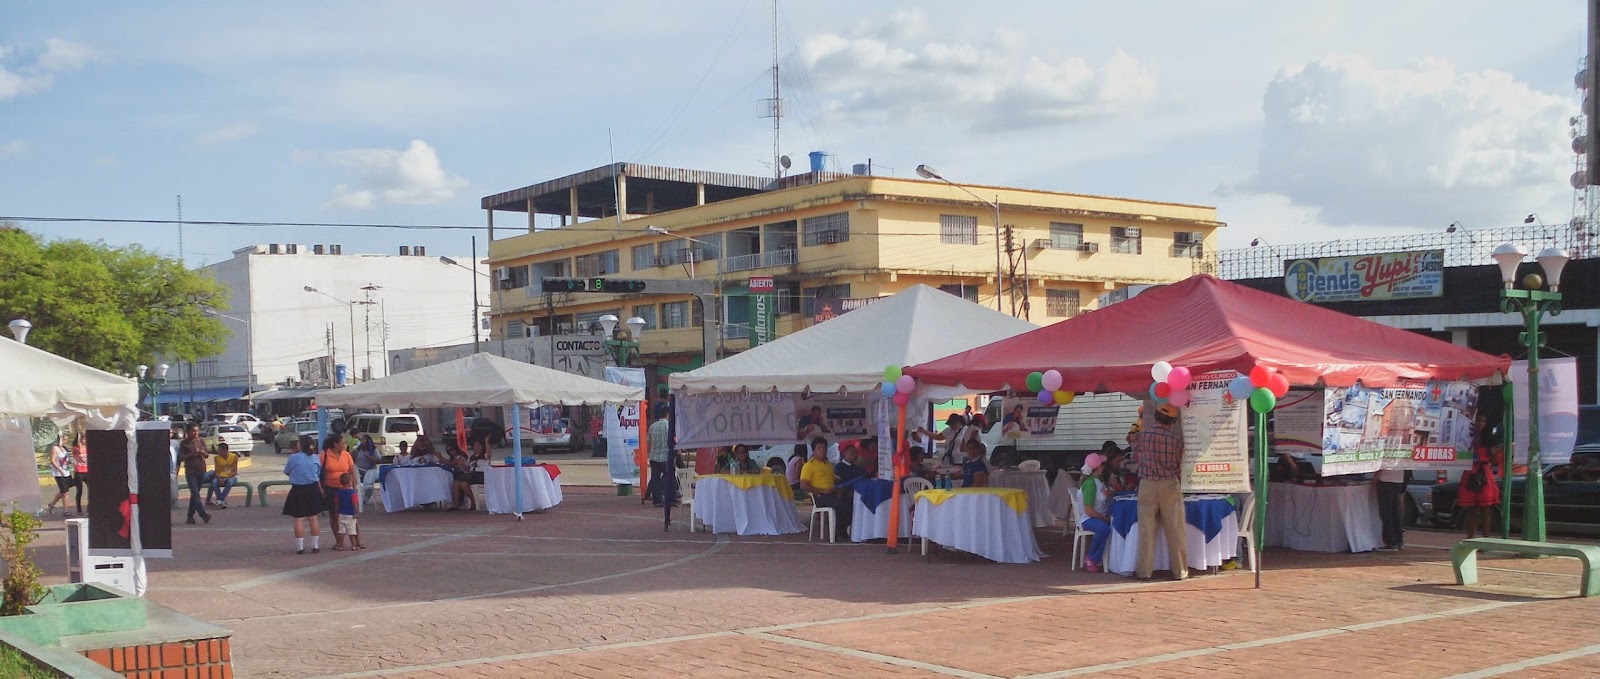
[319, 435, 356, 551]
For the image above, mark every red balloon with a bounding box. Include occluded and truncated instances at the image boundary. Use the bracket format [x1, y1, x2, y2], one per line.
[1153, 382, 1172, 398]
[1268, 373, 1290, 399]
[1250, 365, 1272, 388]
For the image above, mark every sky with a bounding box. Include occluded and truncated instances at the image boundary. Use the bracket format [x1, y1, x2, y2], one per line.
[0, 1, 1590, 267]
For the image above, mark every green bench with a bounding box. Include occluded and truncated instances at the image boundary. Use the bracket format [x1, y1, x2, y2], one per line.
[170, 481, 253, 508]
[256, 480, 295, 507]
[1451, 538, 1600, 598]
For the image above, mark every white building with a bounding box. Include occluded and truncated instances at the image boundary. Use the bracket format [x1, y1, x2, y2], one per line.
[172, 243, 487, 413]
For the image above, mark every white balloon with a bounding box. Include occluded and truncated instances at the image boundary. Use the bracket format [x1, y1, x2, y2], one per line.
[1150, 361, 1173, 382]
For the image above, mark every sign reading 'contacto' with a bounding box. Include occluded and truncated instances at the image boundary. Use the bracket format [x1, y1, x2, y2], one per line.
[1283, 249, 1444, 303]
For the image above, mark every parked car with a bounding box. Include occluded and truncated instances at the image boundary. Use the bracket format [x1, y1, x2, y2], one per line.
[506, 418, 573, 452]
[208, 412, 265, 439]
[443, 416, 506, 447]
[201, 423, 254, 454]
[1431, 463, 1600, 535]
[273, 419, 320, 454]
[344, 413, 424, 460]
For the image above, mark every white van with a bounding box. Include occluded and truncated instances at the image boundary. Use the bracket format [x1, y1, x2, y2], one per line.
[345, 413, 423, 459]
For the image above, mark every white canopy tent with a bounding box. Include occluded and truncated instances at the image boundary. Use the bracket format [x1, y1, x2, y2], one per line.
[0, 337, 146, 595]
[314, 353, 644, 517]
[670, 284, 1038, 397]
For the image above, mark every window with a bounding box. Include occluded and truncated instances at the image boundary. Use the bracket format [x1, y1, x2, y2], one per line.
[802, 212, 850, 246]
[505, 319, 525, 339]
[499, 265, 530, 290]
[1171, 231, 1205, 258]
[1110, 227, 1142, 255]
[530, 259, 569, 285]
[632, 304, 657, 329]
[1046, 289, 1080, 318]
[804, 283, 852, 316]
[575, 249, 620, 277]
[1049, 223, 1084, 249]
[692, 298, 705, 327]
[938, 284, 979, 304]
[776, 281, 801, 315]
[939, 214, 979, 245]
[631, 243, 657, 269]
[661, 301, 691, 329]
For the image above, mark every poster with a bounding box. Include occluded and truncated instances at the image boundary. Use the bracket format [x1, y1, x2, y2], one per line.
[602, 367, 645, 485]
[1272, 389, 1325, 457]
[1319, 380, 1479, 475]
[1510, 357, 1580, 464]
[1283, 249, 1444, 303]
[995, 397, 1059, 440]
[749, 276, 777, 347]
[876, 399, 894, 481]
[673, 392, 798, 448]
[1179, 370, 1250, 493]
[795, 393, 869, 442]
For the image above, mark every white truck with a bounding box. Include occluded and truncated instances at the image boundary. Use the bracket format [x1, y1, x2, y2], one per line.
[978, 392, 1143, 471]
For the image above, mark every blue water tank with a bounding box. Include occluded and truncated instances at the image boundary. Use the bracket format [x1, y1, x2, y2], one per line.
[808, 151, 827, 173]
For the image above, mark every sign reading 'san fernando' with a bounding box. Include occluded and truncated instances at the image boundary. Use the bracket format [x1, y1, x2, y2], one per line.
[1283, 249, 1444, 303]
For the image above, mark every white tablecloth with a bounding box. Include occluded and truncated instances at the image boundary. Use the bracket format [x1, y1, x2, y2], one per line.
[989, 469, 1054, 528]
[1105, 496, 1240, 575]
[381, 466, 454, 512]
[1264, 482, 1383, 553]
[692, 476, 805, 535]
[485, 465, 563, 514]
[852, 492, 912, 542]
[912, 490, 1043, 564]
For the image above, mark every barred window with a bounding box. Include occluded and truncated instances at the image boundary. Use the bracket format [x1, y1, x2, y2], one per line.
[661, 301, 690, 329]
[574, 250, 620, 277]
[1171, 231, 1205, 258]
[632, 304, 657, 329]
[1110, 227, 1142, 255]
[940, 214, 979, 245]
[1050, 223, 1083, 249]
[801, 212, 850, 246]
[505, 319, 525, 339]
[1046, 289, 1080, 318]
[631, 244, 657, 269]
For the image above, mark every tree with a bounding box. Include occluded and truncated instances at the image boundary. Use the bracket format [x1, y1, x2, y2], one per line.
[0, 226, 229, 373]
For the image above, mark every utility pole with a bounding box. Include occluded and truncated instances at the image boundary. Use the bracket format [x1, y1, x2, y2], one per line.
[1002, 224, 1030, 319]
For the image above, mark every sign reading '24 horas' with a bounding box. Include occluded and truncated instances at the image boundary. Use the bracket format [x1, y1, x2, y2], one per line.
[1283, 249, 1444, 303]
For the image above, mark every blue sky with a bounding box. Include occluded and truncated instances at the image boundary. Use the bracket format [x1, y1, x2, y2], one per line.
[0, 1, 1588, 266]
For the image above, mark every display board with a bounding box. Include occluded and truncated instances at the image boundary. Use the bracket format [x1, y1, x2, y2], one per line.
[1510, 357, 1580, 464]
[995, 397, 1060, 440]
[1178, 370, 1250, 493]
[1320, 380, 1479, 475]
[674, 391, 879, 448]
[603, 367, 646, 485]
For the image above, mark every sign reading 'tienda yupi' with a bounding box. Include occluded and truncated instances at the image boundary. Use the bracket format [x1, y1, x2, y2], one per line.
[1283, 249, 1444, 303]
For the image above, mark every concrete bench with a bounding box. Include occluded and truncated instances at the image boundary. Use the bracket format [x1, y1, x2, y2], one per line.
[170, 480, 253, 508]
[1452, 537, 1600, 598]
[256, 480, 295, 508]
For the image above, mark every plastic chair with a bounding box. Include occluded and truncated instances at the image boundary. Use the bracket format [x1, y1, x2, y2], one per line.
[1067, 489, 1098, 571]
[678, 470, 702, 531]
[1018, 459, 1042, 472]
[902, 477, 933, 550]
[470, 484, 487, 512]
[809, 506, 836, 543]
[1237, 493, 1258, 572]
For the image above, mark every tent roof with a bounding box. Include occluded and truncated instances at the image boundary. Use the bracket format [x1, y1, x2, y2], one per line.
[670, 284, 1038, 394]
[0, 338, 139, 417]
[906, 275, 1511, 393]
[313, 353, 642, 409]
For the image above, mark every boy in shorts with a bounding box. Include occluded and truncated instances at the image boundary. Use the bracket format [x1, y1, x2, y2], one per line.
[336, 472, 364, 550]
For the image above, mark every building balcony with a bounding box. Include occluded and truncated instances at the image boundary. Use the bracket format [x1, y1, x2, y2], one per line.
[721, 248, 798, 273]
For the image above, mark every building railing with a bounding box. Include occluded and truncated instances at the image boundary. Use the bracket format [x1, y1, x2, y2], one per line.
[720, 323, 750, 340]
[722, 248, 798, 273]
[1214, 222, 1597, 280]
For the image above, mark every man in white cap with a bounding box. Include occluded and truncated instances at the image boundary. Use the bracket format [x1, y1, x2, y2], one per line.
[1132, 402, 1188, 580]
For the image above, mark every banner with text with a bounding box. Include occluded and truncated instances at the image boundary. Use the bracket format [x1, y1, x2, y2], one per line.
[1511, 357, 1580, 464]
[796, 392, 870, 442]
[1320, 380, 1479, 475]
[1284, 249, 1444, 303]
[996, 398, 1060, 441]
[603, 367, 646, 484]
[1272, 389, 1326, 457]
[1179, 370, 1250, 493]
[749, 276, 777, 347]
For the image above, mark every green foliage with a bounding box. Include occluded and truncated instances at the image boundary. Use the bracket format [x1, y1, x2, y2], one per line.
[0, 505, 45, 617]
[0, 643, 58, 679]
[0, 226, 229, 372]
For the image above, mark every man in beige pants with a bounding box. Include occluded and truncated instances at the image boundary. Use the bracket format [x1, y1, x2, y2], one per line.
[1133, 403, 1188, 580]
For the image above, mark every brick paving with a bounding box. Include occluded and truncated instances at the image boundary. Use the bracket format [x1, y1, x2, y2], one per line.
[26, 485, 1600, 678]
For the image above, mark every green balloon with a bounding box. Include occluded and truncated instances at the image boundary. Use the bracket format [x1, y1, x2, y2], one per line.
[1249, 387, 1276, 412]
[884, 365, 902, 382]
[1026, 372, 1045, 392]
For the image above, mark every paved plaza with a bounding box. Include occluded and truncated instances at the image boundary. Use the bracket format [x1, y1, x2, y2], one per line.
[27, 477, 1600, 678]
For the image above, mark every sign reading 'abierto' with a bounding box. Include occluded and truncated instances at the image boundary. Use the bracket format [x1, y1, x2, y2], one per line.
[1283, 249, 1444, 303]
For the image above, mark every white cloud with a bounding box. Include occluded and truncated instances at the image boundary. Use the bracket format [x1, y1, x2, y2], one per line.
[797, 10, 1155, 132]
[1237, 55, 1573, 228]
[0, 38, 95, 101]
[195, 121, 260, 146]
[321, 139, 467, 208]
[0, 140, 23, 157]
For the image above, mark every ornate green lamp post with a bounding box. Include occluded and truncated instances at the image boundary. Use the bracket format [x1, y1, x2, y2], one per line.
[1491, 243, 1569, 543]
[137, 363, 171, 418]
[598, 314, 648, 367]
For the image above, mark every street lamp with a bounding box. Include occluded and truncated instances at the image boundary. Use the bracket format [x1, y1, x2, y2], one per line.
[137, 363, 170, 418]
[1492, 243, 1570, 543]
[916, 164, 1004, 312]
[598, 313, 648, 367]
[203, 308, 253, 401]
[6, 319, 30, 344]
[439, 252, 490, 353]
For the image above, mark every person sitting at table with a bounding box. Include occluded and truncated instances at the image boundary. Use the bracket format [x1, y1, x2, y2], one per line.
[857, 437, 879, 477]
[800, 437, 851, 539]
[717, 444, 760, 474]
[951, 439, 990, 488]
[765, 457, 786, 476]
[786, 444, 807, 494]
[1100, 442, 1140, 493]
[1076, 452, 1113, 573]
[902, 446, 934, 482]
[407, 435, 446, 466]
[834, 445, 867, 486]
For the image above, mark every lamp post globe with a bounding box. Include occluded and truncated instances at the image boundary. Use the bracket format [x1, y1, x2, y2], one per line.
[625, 316, 648, 341]
[6, 319, 31, 344]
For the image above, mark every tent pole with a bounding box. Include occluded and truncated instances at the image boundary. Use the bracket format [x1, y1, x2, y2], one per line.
[1499, 382, 1514, 539]
[887, 402, 908, 552]
[512, 403, 524, 521]
[1254, 408, 1268, 590]
[638, 400, 651, 504]
[665, 394, 677, 531]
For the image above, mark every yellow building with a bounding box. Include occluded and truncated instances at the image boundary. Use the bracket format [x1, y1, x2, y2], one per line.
[483, 163, 1222, 380]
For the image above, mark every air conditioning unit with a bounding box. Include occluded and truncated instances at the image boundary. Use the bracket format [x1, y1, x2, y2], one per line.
[524, 325, 536, 338]
[415, 245, 426, 256]
[268, 244, 281, 254]
[1171, 243, 1204, 258]
[1031, 238, 1053, 250]
[1077, 242, 1100, 254]
[495, 267, 512, 281]
[286, 244, 299, 254]
[1174, 232, 1196, 245]
[652, 255, 670, 267]
[817, 230, 842, 244]
[330, 244, 342, 255]
[678, 247, 704, 263]
[313, 244, 325, 255]
[399, 246, 411, 256]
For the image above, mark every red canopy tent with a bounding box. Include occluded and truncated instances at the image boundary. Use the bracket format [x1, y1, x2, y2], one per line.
[905, 275, 1510, 392]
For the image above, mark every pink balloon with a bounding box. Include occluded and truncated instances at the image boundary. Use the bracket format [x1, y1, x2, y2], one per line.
[1042, 369, 1063, 392]
[895, 375, 915, 394]
[892, 392, 911, 407]
[1166, 366, 1192, 391]
[1037, 390, 1054, 406]
[1168, 389, 1191, 407]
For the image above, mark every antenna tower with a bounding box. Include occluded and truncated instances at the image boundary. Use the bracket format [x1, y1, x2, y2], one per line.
[761, 0, 783, 182]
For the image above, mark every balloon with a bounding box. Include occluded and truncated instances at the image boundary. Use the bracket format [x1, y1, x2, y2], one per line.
[1166, 366, 1191, 391]
[1148, 383, 1167, 402]
[880, 382, 896, 398]
[1268, 373, 1290, 399]
[895, 375, 915, 394]
[1250, 387, 1276, 412]
[1042, 369, 1063, 392]
[892, 392, 911, 407]
[1250, 365, 1272, 388]
[1228, 376, 1255, 401]
[1153, 382, 1172, 399]
[1026, 372, 1045, 392]
[884, 365, 902, 382]
[1037, 390, 1055, 406]
[1052, 390, 1073, 405]
[1168, 389, 1191, 407]
[1150, 361, 1173, 382]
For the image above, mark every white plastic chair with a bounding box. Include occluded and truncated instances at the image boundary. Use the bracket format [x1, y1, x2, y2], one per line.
[1067, 488, 1098, 571]
[677, 470, 702, 531]
[1237, 493, 1258, 572]
[470, 484, 486, 512]
[1018, 459, 1042, 472]
[809, 506, 836, 542]
[902, 477, 933, 550]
